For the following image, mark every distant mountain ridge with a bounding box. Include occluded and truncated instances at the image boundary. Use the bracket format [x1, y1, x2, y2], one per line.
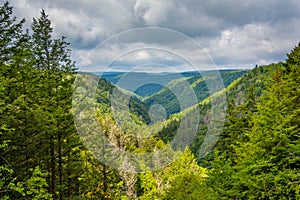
[93, 70, 249, 98]
[94, 71, 202, 98]
[143, 70, 249, 117]
[93, 70, 249, 117]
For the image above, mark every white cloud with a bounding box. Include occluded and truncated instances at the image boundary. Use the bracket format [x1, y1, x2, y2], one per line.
[207, 22, 300, 67]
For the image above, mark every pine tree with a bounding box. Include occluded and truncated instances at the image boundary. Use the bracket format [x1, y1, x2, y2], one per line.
[30, 10, 77, 199]
[0, 1, 25, 64]
[0, 2, 35, 198]
[204, 85, 258, 199]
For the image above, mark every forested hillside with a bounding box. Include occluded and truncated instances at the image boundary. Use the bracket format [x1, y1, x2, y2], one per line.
[1, 2, 299, 199]
[202, 44, 300, 199]
[158, 62, 282, 161]
[99, 70, 248, 117]
[143, 70, 248, 117]
[98, 70, 248, 100]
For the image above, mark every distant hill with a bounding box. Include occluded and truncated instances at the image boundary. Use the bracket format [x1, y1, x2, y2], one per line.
[94, 71, 203, 98]
[94, 70, 248, 116]
[143, 70, 249, 117]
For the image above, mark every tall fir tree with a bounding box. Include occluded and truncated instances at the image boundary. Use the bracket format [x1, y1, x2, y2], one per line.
[30, 10, 77, 200]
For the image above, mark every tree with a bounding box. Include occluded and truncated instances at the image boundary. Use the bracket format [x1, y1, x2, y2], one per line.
[0, 2, 35, 199]
[0, 1, 25, 64]
[30, 10, 77, 199]
[137, 148, 207, 199]
[25, 167, 53, 200]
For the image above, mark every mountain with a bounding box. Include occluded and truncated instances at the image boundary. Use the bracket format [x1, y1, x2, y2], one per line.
[156, 63, 281, 161]
[95, 71, 203, 98]
[143, 70, 249, 117]
[95, 70, 249, 117]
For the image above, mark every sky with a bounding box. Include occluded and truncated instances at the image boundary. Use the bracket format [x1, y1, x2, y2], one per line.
[10, 0, 300, 72]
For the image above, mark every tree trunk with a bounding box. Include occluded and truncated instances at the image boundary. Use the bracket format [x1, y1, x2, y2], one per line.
[58, 133, 63, 200]
[51, 140, 57, 200]
[67, 149, 72, 198]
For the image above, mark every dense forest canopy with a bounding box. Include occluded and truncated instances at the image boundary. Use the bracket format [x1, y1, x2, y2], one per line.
[0, 1, 299, 199]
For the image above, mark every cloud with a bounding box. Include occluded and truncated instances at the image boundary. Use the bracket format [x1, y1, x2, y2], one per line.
[133, 0, 174, 26]
[9, 0, 300, 71]
[207, 20, 300, 67]
[12, 0, 135, 48]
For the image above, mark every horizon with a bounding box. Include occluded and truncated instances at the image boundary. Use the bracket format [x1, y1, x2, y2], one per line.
[81, 66, 253, 74]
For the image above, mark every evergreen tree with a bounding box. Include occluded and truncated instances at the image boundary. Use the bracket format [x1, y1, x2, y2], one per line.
[0, 1, 25, 64]
[30, 10, 77, 200]
[0, 2, 35, 198]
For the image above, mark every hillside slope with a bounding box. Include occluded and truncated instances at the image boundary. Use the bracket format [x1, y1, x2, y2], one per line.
[97, 71, 202, 98]
[157, 63, 282, 161]
[143, 70, 249, 117]
[94, 77, 151, 124]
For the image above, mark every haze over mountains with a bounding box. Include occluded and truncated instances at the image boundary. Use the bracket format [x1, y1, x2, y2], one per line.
[94, 70, 248, 98]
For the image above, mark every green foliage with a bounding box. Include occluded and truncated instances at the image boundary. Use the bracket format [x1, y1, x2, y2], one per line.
[96, 78, 151, 124]
[138, 172, 158, 200]
[138, 148, 207, 200]
[203, 43, 300, 199]
[25, 167, 53, 200]
[162, 171, 209, 200]
[0, 164, 25, 199]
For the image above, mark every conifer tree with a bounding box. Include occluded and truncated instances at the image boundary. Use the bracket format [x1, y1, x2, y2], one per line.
[0, 2, 44, 199]
[30, 10, 77, 199]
